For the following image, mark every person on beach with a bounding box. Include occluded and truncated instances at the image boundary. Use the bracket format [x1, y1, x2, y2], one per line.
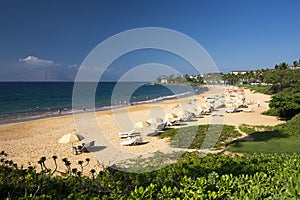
[257, 101, 261, 107]
[71, 146, 78, 155]
[57, 108, 62, 115]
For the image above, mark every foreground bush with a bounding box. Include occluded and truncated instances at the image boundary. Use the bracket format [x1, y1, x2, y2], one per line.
[1, 151, 300, 199]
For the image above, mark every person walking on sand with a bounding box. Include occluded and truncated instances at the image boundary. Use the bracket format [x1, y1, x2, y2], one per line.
[57, 108, 62, 115]
[257, 101, 261, 107]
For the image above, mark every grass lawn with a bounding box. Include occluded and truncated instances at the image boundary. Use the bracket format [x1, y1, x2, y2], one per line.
[157, 124, 241, 149]
[227, 135, 300, 154]
[227, 121, 300, 154]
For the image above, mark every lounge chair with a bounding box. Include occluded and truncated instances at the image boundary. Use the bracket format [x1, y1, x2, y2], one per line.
[179, 114, 192, 122]
[243, 107, 254, 112]
[118, 130, 141, 138]
[211, 112, 224, 116]
[151, 122, 166, 133]
[164, 120, 174, 128]
[120, 136, 143, 146]
[226, 107, 237, 113]
[188, 108, 203, 118]
[73, 141, 94, 154]
[191, 111, 202, 118]
[78, 141, 94, 153]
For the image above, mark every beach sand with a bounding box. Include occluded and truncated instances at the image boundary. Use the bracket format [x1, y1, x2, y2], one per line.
[0, 86, 284, 175]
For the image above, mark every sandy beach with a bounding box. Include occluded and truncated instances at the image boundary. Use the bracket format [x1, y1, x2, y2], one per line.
[0, 86, 284, 175]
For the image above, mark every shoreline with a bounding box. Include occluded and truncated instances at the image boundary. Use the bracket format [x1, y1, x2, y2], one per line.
[0, 85, 206, 125]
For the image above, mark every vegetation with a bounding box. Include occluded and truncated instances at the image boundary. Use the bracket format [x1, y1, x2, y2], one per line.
[238, 124, 274, 135]
[245, 85, 270, 94]
[266, 65, 300, 119]
[221, 59, 300, 88]
[156, 74, 203, 85]
[268, 92, 300, 119]
[157, 124, 241, 149]
[1, 151, 300, 199]
[228, 113, 300, 154]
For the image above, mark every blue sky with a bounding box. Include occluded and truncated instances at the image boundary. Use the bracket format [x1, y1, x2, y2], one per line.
[1, 0, 300, 81]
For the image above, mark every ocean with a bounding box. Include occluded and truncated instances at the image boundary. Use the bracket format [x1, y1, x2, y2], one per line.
[0, 82, 204, 124]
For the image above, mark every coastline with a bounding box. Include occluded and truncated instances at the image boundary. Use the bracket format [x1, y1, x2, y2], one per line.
[0, 85, 284, 174]
[0, 83, 205, 125]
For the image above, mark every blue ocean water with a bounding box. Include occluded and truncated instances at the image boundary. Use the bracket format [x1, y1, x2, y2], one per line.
[0, 82, 203, 124]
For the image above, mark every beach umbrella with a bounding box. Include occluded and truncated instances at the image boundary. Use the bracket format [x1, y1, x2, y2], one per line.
[176, 110, 191, 119]
[147, 117, 163, 125]
[177, 110, 191, 116]
[187, 107, 199, 114]
[59, 133, 84, 144]
[133, 121, 151, 129]
[238, 95, 245, 100]
[133, 121, 151, 136]
[191, 105, 202, 112]
[163, 113, 178, 122]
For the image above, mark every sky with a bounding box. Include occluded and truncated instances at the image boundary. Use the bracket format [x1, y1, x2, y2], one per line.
[0, 0, 300, 81]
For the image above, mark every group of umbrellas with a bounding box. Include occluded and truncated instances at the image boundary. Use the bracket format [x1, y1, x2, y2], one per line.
[58, 108, 199, 147]
[132, 110, 193, 132]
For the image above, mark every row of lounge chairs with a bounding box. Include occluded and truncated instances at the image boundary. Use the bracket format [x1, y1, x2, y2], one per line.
[120, 136, 143, 146]
[226, 106, 254, 113]
[118, 130, 141, 138]
[118, 110, 199, 146]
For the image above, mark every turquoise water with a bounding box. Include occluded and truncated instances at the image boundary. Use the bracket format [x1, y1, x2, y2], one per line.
[0, 82, 203, 124]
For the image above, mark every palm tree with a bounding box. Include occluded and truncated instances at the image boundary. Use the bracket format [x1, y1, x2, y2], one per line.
[279, 62, 289, 70]
[293, 60, 299, 69]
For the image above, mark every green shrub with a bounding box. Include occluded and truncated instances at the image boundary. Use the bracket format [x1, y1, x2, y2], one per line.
[1, 151, 300, 199]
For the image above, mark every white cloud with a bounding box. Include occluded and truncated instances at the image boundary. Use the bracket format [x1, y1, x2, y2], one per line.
[19, 55, 55, 66]
[68, 64, 78, 69]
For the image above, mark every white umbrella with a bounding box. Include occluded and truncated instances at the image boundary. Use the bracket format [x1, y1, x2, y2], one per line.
[133, 121, 151, 129]
[163, 113, 178, 122]
[59, 133, 84, 144]
[133, 121, 151, 137]
[177, 110, 191, 118]
[147, 117, 163, 125]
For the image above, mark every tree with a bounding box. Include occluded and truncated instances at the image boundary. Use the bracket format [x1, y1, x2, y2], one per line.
[269, 93, 300, 119]
[265, 68, 296, 93]
[293, 60, 299, 68]
[275, 62, 289, 70]
[167, 74, 174, 83]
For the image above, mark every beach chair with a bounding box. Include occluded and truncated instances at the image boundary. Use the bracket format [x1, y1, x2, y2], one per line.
[180, 114, 192, 122]
[188, 107, 203, 118]
[120, 136, 143, 146]
[163, 113, 180, 126]
[243, 107, 254, 112]
[211, 112, 224, 117]
[118, 130, 141, 138]
[190, 111, 200, 118]
[77, 141, 94, 153]
[151, 122, 166, 134]
[163, 120, 174, 128]
[226, 107, 237, 113]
